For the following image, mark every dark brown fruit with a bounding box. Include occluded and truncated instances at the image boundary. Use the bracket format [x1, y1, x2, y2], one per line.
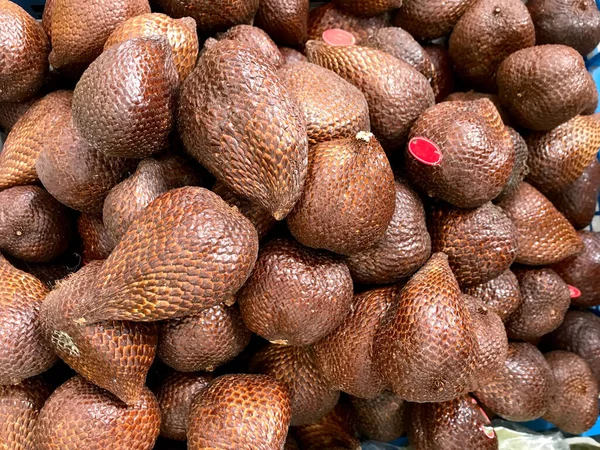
[527, 0, 600, 55]
[584, 83, 599, 114]
[287, 133, 396, 255]
[0, 255, 55, 385]
[155, 372, 212, 441]
[0, 185, 71, 262]
[495, 126, 529, 201]
[188, 374, 291, 450]
[373, 253, 478, 402]
[216, 25, 282, 68]
[278, 61, 370, 145]
[255, 0, 308, 46]
[306, 41, 434, 153]
[284, 435, 300, 450]
[474, 342, 553, 421]
[250, 344, 339, 426]
[405, 99, 514, 208]
[178, 39, 308, 221]
[463, 270, 522, 321]
[543, 351, 599, 434]
[75, 187, 258, 323]
[333, 0, 402, 17]
[8, 251, 82, 290]
[0, 91, 72, 190]
[279, 47, 307, 64]
[423, 45, 456, 103]
[77, 214, 117, 261]
[34, 376, 160, 450]
[497, 45, 596, 130]
[449, 0, 535, 92]
[444, 91, 511, 124]
[497, 182, 583, 265]
[313, 285, 400, 399]
[0, 96, 39, 132]
[408, 394, 498, 450]
[40, 262, 158, 405]
[345, 179, 430, 285]
[349, 391, 405, 442]
[0, 0, 49, 102]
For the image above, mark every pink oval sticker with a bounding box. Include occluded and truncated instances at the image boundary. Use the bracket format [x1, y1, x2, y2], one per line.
[408, 137, 443, 166]
[569, 285, 581, 298]
[322, 29, 356, 46]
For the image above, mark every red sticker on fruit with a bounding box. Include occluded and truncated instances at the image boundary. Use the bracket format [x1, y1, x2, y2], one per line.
[568, 285, 581, 298]
[408, 137, 442, 166]
[322, 29, 356, 46]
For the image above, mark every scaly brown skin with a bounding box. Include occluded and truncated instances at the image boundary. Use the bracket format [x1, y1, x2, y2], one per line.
[349, 391, 405, 442]
[254, 0, 308, 47]
[77, 214, 116, 262]
[463, 270, 523, 322]
[216, 25, 282, 68]
[423, 45, 456, 103]
[495, 127, 529, 201]
[0, 96, 40, 132]
[333, 0, 402, 17]
[445, 91, 512, 125]
[279, 47, 307, 64]
[41, 0, 55, 38]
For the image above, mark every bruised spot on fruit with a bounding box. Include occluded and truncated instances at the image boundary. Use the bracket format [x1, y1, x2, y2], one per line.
[322, 29, 356, 46]
[51, 330, 80, 358]
[408, 137, 442, 166]
[569, 285, 582, 298]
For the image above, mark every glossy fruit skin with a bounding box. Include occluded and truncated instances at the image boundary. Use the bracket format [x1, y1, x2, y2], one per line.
[0, 91, 72, 191]
[333, 0, 403, 17]
[75, 187, 259, 323]
[497, 45, 596, 131]
[349, 391, 405, 442]
[463, 270, 522, 322]
[254, 0, 308, 46]
[188, 374, 292, 450]
[474, 342, 553, 421]
[34, 376, 161, 450]
[424, 45, 456, 103]
[77, 214, 116, 262]
[0, 0, 49, 102]
[178, 39, 308, 221]
[279, 47, 307, 64]
[217, 25, 282, 68]
[495, 126, 529, 201]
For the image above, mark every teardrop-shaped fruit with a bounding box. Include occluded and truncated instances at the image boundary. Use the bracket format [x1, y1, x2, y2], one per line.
[463, 270, 522, 321]
[34, 376, 160, 450]
[0, 91, 72, 190]
[155, 372, 212, 441]
[188, 374, 291, 450]
[75, 187, 258, 323]
[250, 344, 340, 426]
[0, 255, 55, 385]
[349, 391, 405, 442]
[474, 342, 553, 421]
[449, 0, 535, 92]
[255, 0, 308, 46]
[495, 126, 529, 201]
[424, 45, 456, 102]
[0, 185, 71, 262]
[104, 13, 199, 82]
[216, 25, 282, 67]
[333, 0, 402, 17]
[72, 37, 178, 159]
[306, 41, 434, 153]
[78, 214, 117, 262]
[497, 45, 596, 130]
[279, 62, 370, 145]
[0, 0, 49, 102]
[238, 239, 353, 346]
[497, 182, 583, 265]
[313, 285, 400, 399]
[158, 303, 251, 372]
[543, 351, 599, 434]
[287, 133, 396, 255]
[40, 262, 158, 405]
[373, 253, 478, 402]
[408, 394, 498, 450]
[406, 99, 514, 208]
[280, 47, 307, 64]
[178, 39, 308, 221]
[0, 96, 39, 132]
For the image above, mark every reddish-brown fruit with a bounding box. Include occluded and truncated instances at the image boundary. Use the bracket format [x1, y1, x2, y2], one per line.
[349, 391, 405, 442]
[445, 91, 511, 124]
[279, 47, 307, 64]
[178, 39, 308, 221]
[474, 342, 553, 421]
[334, 0, 402, 17]
[255, 0, 308, 46]
[34, 376, 160, 450]
[0, 96, 39, 132]
[77, 214, 116, 262]
[497, 182, 583, 265]
[155, 372, 212, 441]
[0, 91, 72, 190]
[238, 239, 353, 346]
[463, 270, 523, 321]
[41, 0, 54, 37]
[496, 126, 529, 201]
[8, 251, 82, 290]
[424, 45, 456, 103]
[216, 25, 282, 68]
[188, 374, 292, 450]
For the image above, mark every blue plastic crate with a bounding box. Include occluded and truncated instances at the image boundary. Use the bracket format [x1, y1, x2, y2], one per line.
[12, 0, 45, 19]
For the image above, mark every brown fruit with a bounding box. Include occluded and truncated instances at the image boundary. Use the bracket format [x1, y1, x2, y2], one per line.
[178, 39, 308, 221]
[155, 372, 212, 441]
[0, 0, 49, 102]
[75, 187, 258, 323]
[8, 251, 82, 290]
[495, 126, 529, 201]
[313, 285, 400, 399]
[345, 179, 430, 285]
[0, 91, 72, 190]
[333, 0, 402, 17]
[527, 0, 600, 55]
[287, 133, 396, 255]
[0, 185, 71, 262]
[34, 376, 160, 450]
[408, 394, 498, 450]
[41, 0, 54, 38]
[349, 391, 405, 442]
[216, 25, 282, 68]
[0, 96, 39, 132]
[306, 40, 434, 153]
[405, 99, 514, 208]
[40, 262, 158, 405]
[449, 0, 535, 92]
[373, 253, 478, 402]
[463, 270, 523, 321]
[278, 61, 370, 146]
[497, 45, 596, 130]
[250, 344, 339, 426]
[255, 0, 308, 46]
[445, 91, 511, 124]
[77, 214, 117, 262]
[279, 47, 307, 64]
[49, 0, 150, 76]
[474, 342, 553, 421]
[543, 351, 599, 434]
[284, 435, 300, 450]
[188, 374, 291, 450]
[424, 45, 456, 103]
[584, 83, 599, 114]
[497, 182, 583, 265]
